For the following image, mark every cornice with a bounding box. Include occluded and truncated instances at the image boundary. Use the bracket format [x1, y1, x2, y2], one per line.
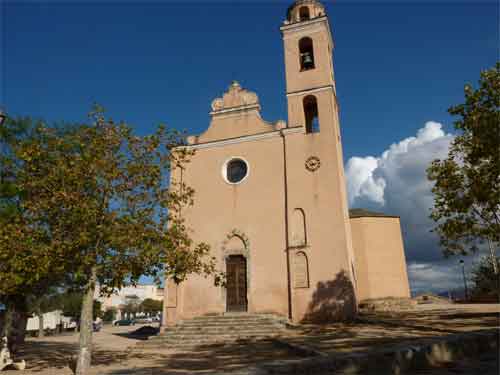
[181, 127, 303, 151]
[280, 16, 333, 51]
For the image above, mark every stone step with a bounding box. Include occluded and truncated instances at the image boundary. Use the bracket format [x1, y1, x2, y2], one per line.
[187, 313, 286, 321]
[183, 317, 283, 325]
[138, 313, 288, 350]
[165, 326, 283, 335]
[174, 320, 283, 325]
[189, 317, 285, 321]
[151, 332, 282, 342]
[168, 322, 284, 330]
[192, 313, 281, 318]
[174, 324, 278, 329]
[153, 330, 283, 340]
[140, 335, 281, 349]
[167, 328, 283, 335]
[169, 322, 283, 330]
[166, 328, 283, 335]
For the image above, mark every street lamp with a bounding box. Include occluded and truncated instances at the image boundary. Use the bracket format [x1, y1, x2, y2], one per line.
[0, 109, 6, 126]
[459, 259, 469, 302]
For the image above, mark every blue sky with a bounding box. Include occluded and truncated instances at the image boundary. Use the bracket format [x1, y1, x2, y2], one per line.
[3, 1, 497, 160]
[2, 0, 498, 294]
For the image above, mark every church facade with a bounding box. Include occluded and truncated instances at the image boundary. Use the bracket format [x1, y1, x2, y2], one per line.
[162, 0, 410, 326]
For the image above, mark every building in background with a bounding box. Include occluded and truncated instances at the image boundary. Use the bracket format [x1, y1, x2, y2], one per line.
[96, 284, 163, 320]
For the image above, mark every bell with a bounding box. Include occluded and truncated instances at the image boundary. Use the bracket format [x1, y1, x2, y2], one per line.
[301, 52, 314, 68]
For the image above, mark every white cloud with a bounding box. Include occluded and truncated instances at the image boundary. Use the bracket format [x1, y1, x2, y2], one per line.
[345, 121, 453, 211]
[345, 156, 385, 205]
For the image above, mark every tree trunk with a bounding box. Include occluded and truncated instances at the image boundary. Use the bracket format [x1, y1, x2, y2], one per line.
[1, 302, 14, 344]
[487, 239, 500, 303]
[487, 238, 498, 274]
[75, 269, 96, 375]
[38, 312, 44, 338]
[2, 295, 28, 355]
[11, 310, 28, 354]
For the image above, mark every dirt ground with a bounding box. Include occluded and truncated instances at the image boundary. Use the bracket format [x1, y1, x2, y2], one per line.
[3, 303, 499, 375]
[4, 324, 300, 375]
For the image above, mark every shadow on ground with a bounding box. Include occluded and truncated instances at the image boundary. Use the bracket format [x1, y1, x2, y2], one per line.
[12, 341, 161, 373]
[9, 307, 499, 374]
[113, 326, 160, 341]
[360, 308, 500, 334]
[12, 337, 301, 374]
[281, 307, 500, 354]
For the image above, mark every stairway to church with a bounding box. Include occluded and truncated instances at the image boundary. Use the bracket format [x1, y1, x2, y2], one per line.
[140, 313, 288, 349]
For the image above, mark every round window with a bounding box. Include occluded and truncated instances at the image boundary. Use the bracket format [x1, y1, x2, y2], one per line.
[225, 158, 248, 184]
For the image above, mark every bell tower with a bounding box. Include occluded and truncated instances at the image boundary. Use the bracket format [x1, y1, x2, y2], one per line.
[280, 0, 358, 322]
[281, 0, 337, 132]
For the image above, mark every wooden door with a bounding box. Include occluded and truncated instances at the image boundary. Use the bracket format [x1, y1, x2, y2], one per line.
[226, 255, 247, 312]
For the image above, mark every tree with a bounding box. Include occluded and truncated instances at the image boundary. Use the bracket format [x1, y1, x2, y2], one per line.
[122, 295, 140, 319]
[26, 292, 60, 338]
[0, 116, 67, 350]
[470, 256, 500, 302]
[58, 292, 102, 321]
[427, 63, 500, 270]
[102, 307, 116, 322]
[140, 298, 162, 315]
[60, 292, 85, 320]
[11, 106, 219, 374]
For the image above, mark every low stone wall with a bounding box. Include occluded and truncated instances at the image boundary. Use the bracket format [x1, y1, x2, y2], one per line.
[256, 330, 498, 375]
[414, 294, 453, 305]
[358, 297, 417, 312]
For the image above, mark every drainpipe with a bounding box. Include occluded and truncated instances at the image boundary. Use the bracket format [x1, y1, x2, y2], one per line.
[161, 162, 184, 331]
[280, 129, 293, 321]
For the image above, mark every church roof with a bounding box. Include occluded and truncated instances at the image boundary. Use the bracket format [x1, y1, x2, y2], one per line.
[348, 208, 399, 219]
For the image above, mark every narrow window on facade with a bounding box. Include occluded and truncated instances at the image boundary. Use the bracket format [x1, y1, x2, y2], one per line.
[293, 252, 309, 288]
[299, 6, 310, 21]
[299, 37, 315, 71]
[303, 95, 319, 133]
[291, 208, 307, 247]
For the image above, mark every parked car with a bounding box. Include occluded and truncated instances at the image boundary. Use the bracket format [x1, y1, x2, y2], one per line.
[113, 319, 135, 326]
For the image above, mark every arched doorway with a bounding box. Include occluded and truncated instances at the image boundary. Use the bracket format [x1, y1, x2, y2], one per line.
[226, 255, 248, 312]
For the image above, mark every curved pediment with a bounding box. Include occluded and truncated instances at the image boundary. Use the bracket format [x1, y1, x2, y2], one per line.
[211, 81, 259, 113]
[188, 82, 286, 145]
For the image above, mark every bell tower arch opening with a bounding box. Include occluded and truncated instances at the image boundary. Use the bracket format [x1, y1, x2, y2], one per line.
[303, 95, 319, 133]
[299, 6, 310, 21]
[299, 37, 315, 71]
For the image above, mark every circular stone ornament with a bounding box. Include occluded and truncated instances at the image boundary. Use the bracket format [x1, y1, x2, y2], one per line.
[305, 156, 321, 172]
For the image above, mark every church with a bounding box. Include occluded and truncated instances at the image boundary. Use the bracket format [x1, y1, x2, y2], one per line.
[162, 0, 410, 325]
